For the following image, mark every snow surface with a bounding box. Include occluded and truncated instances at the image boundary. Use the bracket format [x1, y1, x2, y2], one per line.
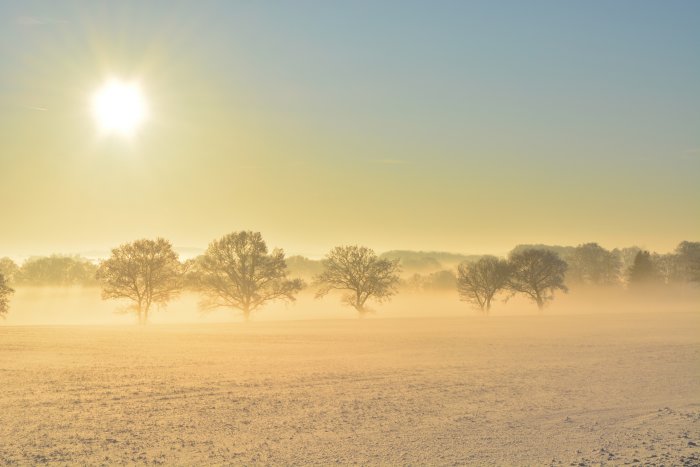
[1, 312, 698, 465]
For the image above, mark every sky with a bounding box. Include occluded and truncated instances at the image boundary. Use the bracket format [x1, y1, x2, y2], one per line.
[1, 0, 698, 259]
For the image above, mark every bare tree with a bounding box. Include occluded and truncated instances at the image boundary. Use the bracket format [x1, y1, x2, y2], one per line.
[96, 238, 182, 324]
[315, 246, 401, 314]
[457, 256, 510, 312]
[508, 249, 568, 310]
[194, 231, 304, 320]
[0, 273, 13, 318]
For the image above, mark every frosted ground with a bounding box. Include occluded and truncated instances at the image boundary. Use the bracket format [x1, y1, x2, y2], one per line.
[0, 312, 698, 465]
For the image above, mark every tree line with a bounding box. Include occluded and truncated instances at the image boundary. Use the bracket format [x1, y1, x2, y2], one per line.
[0, 236, 698, 320]
[91, 233, 400, 324]
[0, 255, 97, 287]
[408, 242, 700, 293]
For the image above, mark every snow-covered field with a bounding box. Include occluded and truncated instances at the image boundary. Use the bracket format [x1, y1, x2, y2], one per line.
[1, 312, 698, 465]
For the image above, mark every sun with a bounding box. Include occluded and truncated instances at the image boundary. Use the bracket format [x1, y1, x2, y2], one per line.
[91, 79, 148, 137]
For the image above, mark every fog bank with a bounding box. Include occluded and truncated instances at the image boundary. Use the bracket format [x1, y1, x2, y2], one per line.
[4, 286, 698, 326]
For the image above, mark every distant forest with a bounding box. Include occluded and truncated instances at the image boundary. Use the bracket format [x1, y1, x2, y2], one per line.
[1, 241, 698, 290]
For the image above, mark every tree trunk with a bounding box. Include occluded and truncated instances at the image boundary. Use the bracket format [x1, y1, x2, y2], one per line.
[355, 304, 368, 317]
[535, 294, 544, 310]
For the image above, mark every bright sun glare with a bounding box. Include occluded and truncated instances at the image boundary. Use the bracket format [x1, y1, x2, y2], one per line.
[92, 79, 148, 137]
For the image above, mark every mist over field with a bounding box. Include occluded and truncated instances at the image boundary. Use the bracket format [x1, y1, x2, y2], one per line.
[4, 281, 700, 326]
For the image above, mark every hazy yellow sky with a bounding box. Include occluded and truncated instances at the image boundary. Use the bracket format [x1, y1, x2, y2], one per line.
[1, 1, 698, 258]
